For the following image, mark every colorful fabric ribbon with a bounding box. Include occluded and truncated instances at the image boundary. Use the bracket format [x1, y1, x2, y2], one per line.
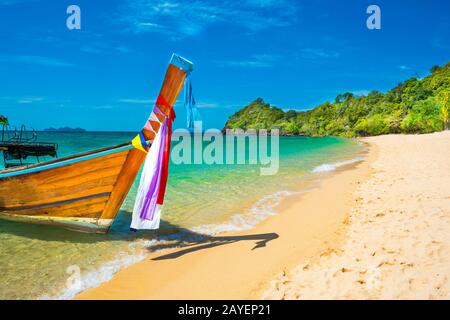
[184, 77, 200, 129]
[131, 94, 172, 153]
[130, 106, 176, 231]
[131, 131, 149, 153]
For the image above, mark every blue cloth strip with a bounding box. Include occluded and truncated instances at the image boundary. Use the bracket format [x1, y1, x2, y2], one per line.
[139, 131, 149, 148]
[184, 77, 200, 129]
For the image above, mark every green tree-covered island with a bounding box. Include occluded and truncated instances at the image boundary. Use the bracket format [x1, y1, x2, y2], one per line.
[224, 62, 450, 137]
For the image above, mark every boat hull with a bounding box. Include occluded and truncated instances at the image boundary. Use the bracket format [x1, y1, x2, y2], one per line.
[0, 212, 113, 233]
[0, 144, 136, 233]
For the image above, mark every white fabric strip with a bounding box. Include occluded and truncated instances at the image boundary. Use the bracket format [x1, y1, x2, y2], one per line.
[149, 112, 162, 123]
[130, 121, 165, 230]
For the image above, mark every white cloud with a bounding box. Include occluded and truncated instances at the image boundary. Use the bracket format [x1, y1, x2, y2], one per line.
[298, 48, 339, 59]
[431, 37, 450, 49]
[351, 90, 371, 97]
[16, 97, 45, 104]
[399, 65, 410, 70]
[217, 54, 282, 68]
[118, 98, 154, 104]
[121, 0, 298, 38]
[246, 0, 285, 8]
[92, 105, 117, 110]
[196, 101, 219, 109]
[0, 0, 33, 5]
[0, 55, 73, 67]
[81, 45, 102, 54]
[115, 46, 132, 53]
[81, 43, 133, 55]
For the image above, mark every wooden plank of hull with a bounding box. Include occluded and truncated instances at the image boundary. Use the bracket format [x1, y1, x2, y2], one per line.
[2, 194, 109, 218]
[0, 150, 129, 209]
[0, 194, 111, 232]
[0, 213, 113, 233]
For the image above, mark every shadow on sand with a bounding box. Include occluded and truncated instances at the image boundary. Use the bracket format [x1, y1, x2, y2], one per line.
[151, 232, 279, 260]
[0, 210, 279, 257]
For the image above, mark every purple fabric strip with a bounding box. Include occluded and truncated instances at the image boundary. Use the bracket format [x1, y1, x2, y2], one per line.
[139, 119, 168, 220]
[153, 105, 166, 117]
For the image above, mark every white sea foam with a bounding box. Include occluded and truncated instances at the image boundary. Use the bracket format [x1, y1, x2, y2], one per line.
[312, 156, 365, 173]
[190, 190, 299, 236]
[40, 251, 146, 300]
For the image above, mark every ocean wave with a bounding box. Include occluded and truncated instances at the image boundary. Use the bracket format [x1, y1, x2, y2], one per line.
[312, 156, 365, 173]
[191, 190, 299, 235]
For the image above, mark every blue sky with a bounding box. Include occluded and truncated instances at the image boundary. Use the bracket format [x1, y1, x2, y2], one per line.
[0, 0, 449, 131]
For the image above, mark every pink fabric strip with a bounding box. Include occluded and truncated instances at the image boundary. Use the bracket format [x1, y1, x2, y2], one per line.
[144, 120, 155, 132]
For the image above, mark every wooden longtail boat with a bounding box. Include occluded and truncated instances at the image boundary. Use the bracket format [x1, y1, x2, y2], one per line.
[0, 54, 193, 233]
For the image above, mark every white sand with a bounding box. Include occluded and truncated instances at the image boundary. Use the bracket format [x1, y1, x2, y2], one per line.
[264, 131, 450, 299]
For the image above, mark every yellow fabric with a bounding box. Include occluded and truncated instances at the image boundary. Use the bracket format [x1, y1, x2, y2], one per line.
[132, 134, 148, 153]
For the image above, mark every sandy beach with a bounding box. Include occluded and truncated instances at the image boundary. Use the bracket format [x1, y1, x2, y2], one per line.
[265, 131, 450, 299]
[76, 131, 450, 300]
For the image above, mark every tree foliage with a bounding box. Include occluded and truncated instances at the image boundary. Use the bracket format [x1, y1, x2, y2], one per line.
[224, 62, 450, 136]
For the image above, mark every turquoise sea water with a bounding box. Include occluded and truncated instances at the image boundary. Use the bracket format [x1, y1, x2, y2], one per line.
[0, 132, 364, 299]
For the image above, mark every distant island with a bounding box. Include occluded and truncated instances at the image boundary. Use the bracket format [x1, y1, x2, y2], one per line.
[224, 62, 449, 137]
[43, 127, 86, 132]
